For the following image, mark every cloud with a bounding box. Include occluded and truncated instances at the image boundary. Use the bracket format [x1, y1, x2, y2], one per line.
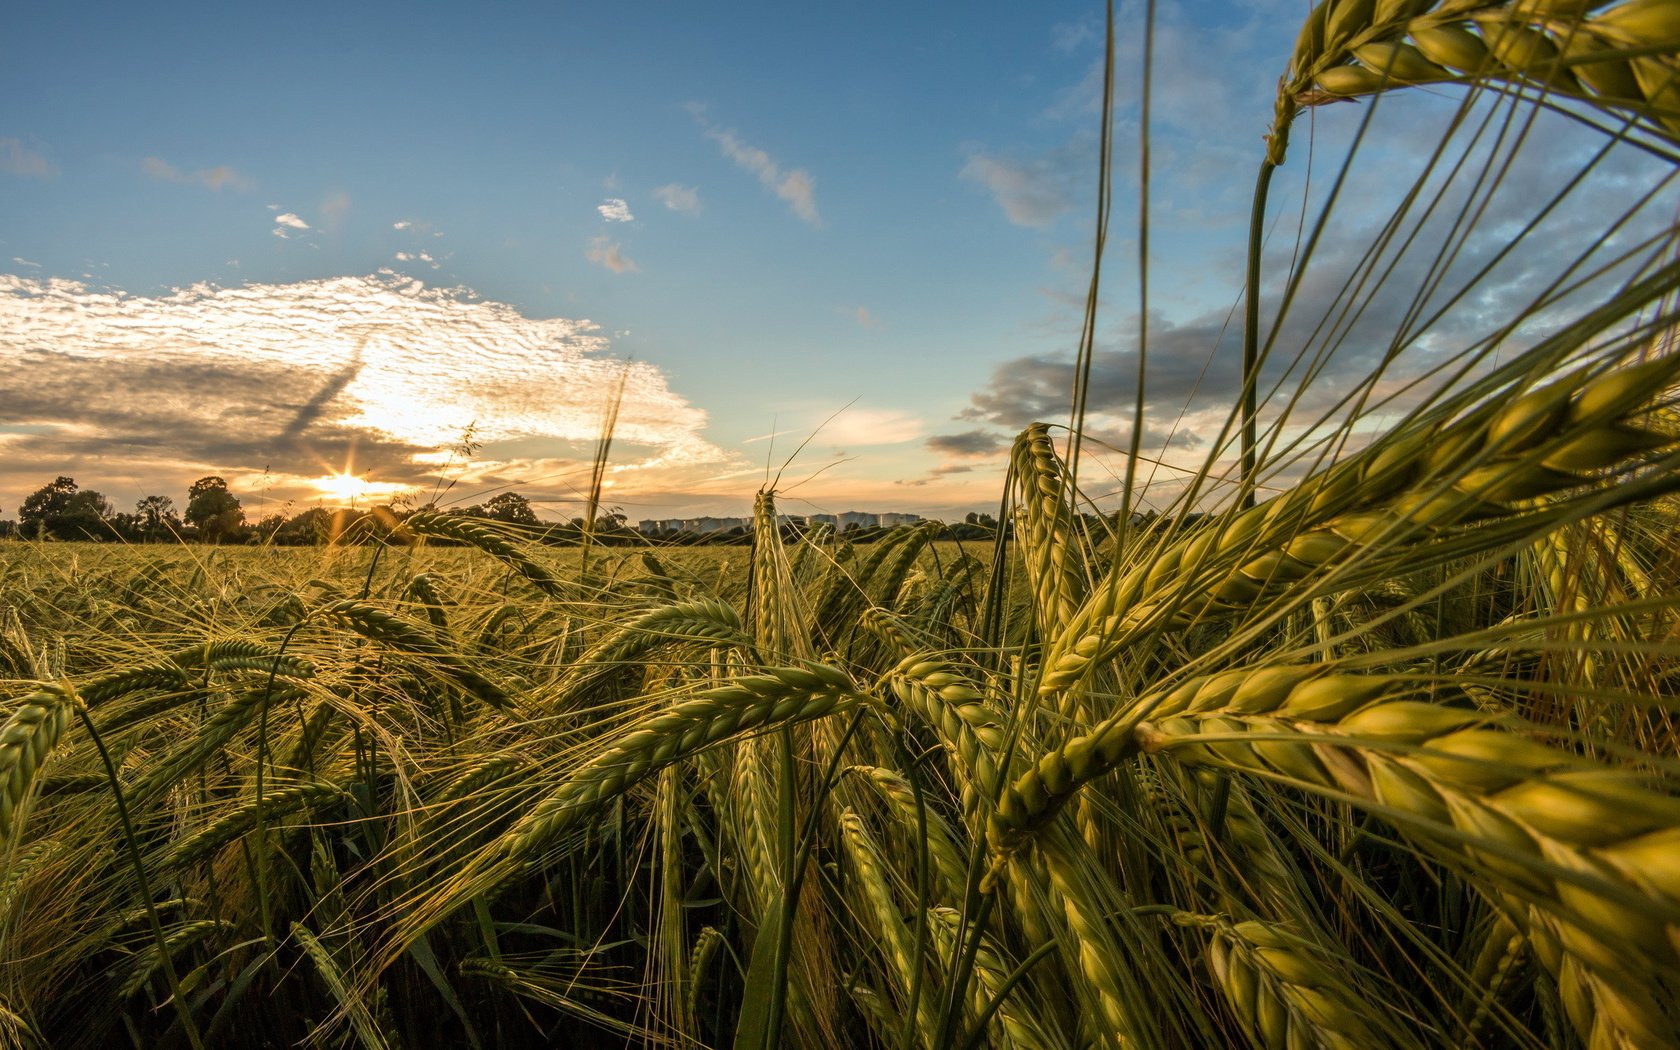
[587, 236, 639, 273]
[959, 146, 1090, 228]
[393, 220, 412, 230]
[926, 430, 1006, 457]
[0, 272, 739, 514]
[11, 257, 40, 269]
[853, 306, 881, 330]
[141, 156, 252, 192]
[272, 212, 310, 239]
[653, 184, 701, 214]
[597, 198, 634, 222]
[0, 139, 54, 179]
[691, 111, 821, 226]
[817, 408, 922, 447]
[392, 250, 439, 270]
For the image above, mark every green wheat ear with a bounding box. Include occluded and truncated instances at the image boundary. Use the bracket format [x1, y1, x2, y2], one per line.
[0, 685, 73, 842]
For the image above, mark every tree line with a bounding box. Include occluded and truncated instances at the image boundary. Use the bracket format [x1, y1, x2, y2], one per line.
[0, 476, 1020, 546]
[3, 475, 246, 542]
[0, 477, 566, 545]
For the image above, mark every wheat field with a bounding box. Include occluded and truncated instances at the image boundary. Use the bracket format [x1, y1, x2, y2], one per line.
[6, 2, 1680, 1048]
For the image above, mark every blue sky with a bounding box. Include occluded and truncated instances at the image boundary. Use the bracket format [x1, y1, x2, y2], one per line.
[3, 2, 1671, 523]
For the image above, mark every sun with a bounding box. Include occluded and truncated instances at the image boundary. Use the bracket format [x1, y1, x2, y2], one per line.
[307, 473, 412, 505]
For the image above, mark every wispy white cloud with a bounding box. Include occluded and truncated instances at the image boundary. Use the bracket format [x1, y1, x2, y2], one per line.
[11, 257, 41, 269]
[141, 155, 252, 192]
[0, 139, 54, 179]
[597, 198, 634, 222]
[653, 183, 701, 214]
[393, 220, 412, 230]
[690, 109, 821, 226]
[272, 212, 311, 239]
[854, 306, 881, 330]
[818, 407, 923, 447]
[959, 148, 1084, 228]
[587, 236, 639, 273]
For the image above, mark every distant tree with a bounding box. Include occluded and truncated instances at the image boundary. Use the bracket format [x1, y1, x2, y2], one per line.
[58, 489, 115, 540]
[482, 492, 538, 526]
[19, 476, 79, 538]
[136, 495, 180, 540]
[274, 508, 332, 546]
[185, 477, 245, 543]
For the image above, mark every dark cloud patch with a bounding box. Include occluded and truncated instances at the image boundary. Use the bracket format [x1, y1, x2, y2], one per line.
[925, 429, 1007, 458]
[278, 353, 365, 445]
[964, 113, 1680, 449]
[0, 350, 427, 477]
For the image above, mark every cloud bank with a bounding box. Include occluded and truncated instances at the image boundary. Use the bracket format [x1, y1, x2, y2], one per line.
[0, 272, 739, 515]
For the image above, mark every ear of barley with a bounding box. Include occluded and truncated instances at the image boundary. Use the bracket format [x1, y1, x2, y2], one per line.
[0, 686, 74, 842]
[158, 780, 351, 871]
[1275, 1, 1680, 166]
[403, 512, 568, 599]
[1178, 914, 1398, 1050]
[887, 655, 1011, 821]
[317, 598, 514, 711]
[811, 520, 936, 636]
[1037, 350, 1680, 703]
[836, 808, 944, 1040]
[992, 666, 1378, 851]
[685, 925, 724, 1035]
[850, 764, 971, 907]
[404, 571, 451, 634]
[925, 906, 1069, 1050]
[751, 490, 815, 664]
[163, 639, 317, 680]
[1011, 424, 1091, 679]
[75, 665, 191, 708]
[553, 598, 746, 710]
[382, 662, 867, 965]
[291, 922, 396, 1050]
[118, 918, 236, 1000]
[126, 683, 309, 806]
[1130, 696, 1680, 1049]
[1031, 826, 1146, 1049]
[1456, 913, 1527, 1046]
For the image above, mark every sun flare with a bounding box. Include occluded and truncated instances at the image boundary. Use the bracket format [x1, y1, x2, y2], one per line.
[306, 473, 412, 505]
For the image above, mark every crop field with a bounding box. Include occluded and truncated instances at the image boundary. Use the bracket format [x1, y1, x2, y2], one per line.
[8, 3, 1680, 1049]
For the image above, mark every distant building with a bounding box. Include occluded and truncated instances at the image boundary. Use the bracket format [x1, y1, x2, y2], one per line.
[638, 510, 921, 535]
[637, 516, 748, 535]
